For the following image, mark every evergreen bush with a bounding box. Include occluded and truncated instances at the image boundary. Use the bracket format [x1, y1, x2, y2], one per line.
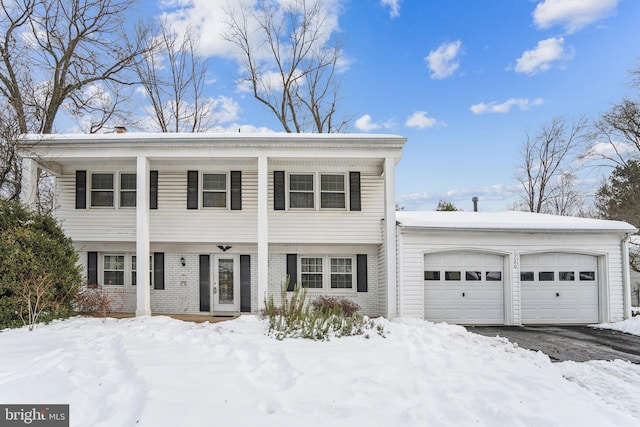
[0, 200, 82, 329]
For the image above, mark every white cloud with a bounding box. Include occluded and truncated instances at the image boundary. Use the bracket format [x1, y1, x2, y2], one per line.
[470, 97, 544, 114]
[514, 37, 572, 75]
[405, 111, 439, 129]
[533, 0, 618, 34]
[381, 0, 400, 18]
[355, 114, 381, 131]
[425, 40, 462, 79]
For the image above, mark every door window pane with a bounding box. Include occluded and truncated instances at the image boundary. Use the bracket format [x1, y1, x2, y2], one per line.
[218, 258, 234, 303]
[520, 272, 534, 281]
[559, 271, 575, 281]
[445, 271, 461, 281]
[486, 271, 502, 281]
[424, 271, 440, 280]
[580, 271, 595, 281]
[539, 272, 554, 281]
[465, 271, 481, 281]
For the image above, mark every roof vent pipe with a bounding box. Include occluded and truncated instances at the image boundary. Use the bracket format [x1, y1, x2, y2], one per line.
[472, 197, 478, 212]
[114, 126, 127, 134]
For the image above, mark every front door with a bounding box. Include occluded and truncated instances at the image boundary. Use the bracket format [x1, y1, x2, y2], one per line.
[213, 254, 240, 312]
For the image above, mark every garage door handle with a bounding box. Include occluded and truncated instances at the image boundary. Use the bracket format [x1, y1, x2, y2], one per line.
[556, 292, 560, 297]
[462, 292, 465, 297]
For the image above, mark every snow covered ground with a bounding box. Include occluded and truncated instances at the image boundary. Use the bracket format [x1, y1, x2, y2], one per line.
[1, 315, 639, 427]
[594, 313, 640, 336]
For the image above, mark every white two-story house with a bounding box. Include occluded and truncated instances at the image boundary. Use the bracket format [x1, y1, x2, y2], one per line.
[19, 132, 637, 325]
[19, 132, 403, 318]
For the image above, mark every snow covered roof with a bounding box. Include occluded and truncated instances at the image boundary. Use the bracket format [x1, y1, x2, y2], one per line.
[396, 211, 638, 233]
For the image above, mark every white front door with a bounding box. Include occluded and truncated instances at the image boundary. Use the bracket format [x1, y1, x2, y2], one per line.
[213, 254, 240, 312]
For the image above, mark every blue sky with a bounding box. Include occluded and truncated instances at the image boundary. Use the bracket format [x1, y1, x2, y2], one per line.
[134, 0, 640, 211]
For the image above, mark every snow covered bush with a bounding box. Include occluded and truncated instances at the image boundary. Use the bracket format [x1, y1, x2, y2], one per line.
[0, 200, 82, 330]
[260, 280, 386, 340]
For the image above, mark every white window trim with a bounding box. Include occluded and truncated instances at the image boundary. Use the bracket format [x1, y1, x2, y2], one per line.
[298, 255, 356, 291]
[89, 171, 138, 210]
[90, 172, 116, 209]
[287, 172, 348, 211]
[201, 171, 230, 210]
[119, 172, 137, 209]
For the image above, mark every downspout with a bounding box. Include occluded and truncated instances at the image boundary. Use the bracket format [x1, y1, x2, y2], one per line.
[622, 233, 632, 320]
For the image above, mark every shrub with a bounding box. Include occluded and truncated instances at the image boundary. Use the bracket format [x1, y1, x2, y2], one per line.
[74, 286, 113, 317]
[260, 278, 386, 340]
[0, 200, 82, 330]
[311, 295, 360, 317]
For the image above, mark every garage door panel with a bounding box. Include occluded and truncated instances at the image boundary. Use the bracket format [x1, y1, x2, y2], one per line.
[521, 253, 598, 324]
[424, 252, 505, 325]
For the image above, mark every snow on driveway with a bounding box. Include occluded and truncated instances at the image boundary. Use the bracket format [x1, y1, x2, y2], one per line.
[1, 315, 638, 426]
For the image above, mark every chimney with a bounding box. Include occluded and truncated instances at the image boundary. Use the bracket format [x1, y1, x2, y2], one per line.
[115, 126, 127, 134]
[472, 197, 479, 212]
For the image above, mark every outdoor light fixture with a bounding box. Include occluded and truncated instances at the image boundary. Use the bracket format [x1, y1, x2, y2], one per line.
[180, 257, 186, 266]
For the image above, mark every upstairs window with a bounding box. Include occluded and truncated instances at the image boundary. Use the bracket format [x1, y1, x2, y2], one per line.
[320, 175, 346, 209]
[202, 173, 227, 208]
[289, 174, 314, 209]
[120, 173, 137, 207]
[91, 173, 114, 207]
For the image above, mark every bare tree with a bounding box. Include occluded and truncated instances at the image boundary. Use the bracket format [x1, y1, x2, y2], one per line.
[223, 0, 349, 133]
[515, 116, 589, 214]
[585, 64, 640, 167]
[545, 171, 583, 216]
[0, 0, 151, 202]
[134, 20, 214, 132]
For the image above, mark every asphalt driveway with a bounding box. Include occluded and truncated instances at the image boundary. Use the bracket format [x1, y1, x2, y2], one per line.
[468, 325, 640, 363]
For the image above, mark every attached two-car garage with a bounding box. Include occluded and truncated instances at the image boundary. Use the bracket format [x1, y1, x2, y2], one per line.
[396, 211, 636, 325]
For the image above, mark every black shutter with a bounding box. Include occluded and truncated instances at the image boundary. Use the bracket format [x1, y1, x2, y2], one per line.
[150, 170, 158, 210]
[153, 252, 164, 290]
[274, 171, 285, 210]
[187, 170, 198, 209]
[240, 255, 251, 312]
[357, 254, 368, 292]
[87, 251, 98, 285]
[286, 254, 297, 291]
[76, 171, 87, 209]
[349, 172, 361, 211]
[199, 255, 210, 312]
[231, 171, 242, 210]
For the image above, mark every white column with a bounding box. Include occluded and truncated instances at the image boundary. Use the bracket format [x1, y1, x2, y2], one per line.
[622, 235, 632, 320]
[257, 155, 269, 310]
[384, 157, 398, 318]
[135, 156, 151, 316]
[20, 158, 38, 209]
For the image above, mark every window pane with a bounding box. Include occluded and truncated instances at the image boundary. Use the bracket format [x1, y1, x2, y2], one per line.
[120, 191, 136, 207]
[520, 271, 534, 281]
[539, 272, 554, 281]
[104, 271, 124, 286]
[486, 271, 502, 281]
[331, 273, 352, 289]
[203, 192, 226, 208]
[301, 274, 323, 288]
[203, 174, 226, 191]
[424, 271, 440, 280]
[321, 175, 344, 192]
[331, 258, 352, 273]
[120, 173, 136, 190]
[302, 257, 323, 273]
[559, 271, 575, 281]
[321, 192, 345, 209]
[465, 271, 481, 281]
[580, 271, 595, 281]
[290, 174, 313, 191]
[445, 271, 461, 281]
[104, 255, 124, 270]
[91, 191, 114, 207]
[91, 173, 113, 190]
[290, 192, 314, 208]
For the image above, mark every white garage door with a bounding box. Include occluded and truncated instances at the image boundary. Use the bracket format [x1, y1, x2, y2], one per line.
[520, 253, 599, 324]
[424, 251, 504, 325]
